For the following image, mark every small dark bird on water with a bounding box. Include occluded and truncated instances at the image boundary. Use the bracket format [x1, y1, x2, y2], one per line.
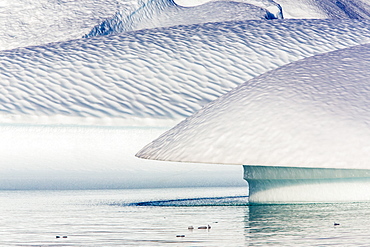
[198, 225, 211, 229]
[334, 222, 340, 226]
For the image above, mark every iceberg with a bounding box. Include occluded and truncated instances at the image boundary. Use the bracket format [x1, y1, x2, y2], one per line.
[2, 0, 370, 190]
[136, 43, 370, 203]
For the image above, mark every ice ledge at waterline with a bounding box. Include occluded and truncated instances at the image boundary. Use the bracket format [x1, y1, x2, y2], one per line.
[136, 44, 370, 202]
[244, 166, 370, 203]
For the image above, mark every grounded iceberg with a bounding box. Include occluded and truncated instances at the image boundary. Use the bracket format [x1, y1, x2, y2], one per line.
[137, 44, 370, 203]
[2, 19, 370, 189]
[2, 0, 370, 191]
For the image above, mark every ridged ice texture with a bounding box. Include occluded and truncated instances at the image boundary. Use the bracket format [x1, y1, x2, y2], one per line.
[174, 0, 370, 19]
[136, 43, 370, 170]
[84, 0, 280, 38]
[0, 0, 122, 50]
[1, 19, 370, 126]
[275, 0, 370, 19]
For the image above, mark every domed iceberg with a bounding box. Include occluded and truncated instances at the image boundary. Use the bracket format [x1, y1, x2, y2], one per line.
[137, 43, 370, 203]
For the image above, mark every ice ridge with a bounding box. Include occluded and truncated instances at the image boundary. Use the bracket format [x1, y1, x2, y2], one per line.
[84, 0, 177, 37]
[83, 0, 281, 38]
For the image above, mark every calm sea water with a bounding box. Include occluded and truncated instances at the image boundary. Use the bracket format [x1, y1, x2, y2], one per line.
[0, 187, 369, 246]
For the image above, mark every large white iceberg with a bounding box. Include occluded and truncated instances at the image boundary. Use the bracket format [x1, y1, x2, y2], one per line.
[137, 43, 370, 202]
[2, 0, 370, 190]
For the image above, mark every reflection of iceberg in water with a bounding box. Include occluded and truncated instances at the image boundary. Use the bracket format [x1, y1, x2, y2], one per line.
[245, 202, 370, 245]
[137, 44, 370, 203]
[128, 195, 249, 206]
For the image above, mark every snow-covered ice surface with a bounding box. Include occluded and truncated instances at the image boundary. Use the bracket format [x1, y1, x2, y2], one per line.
[0, 0, 123, 50]
[2, 19, 370, 126]
[4, 0, 369, 51]
[0, 0, 282, 50]
[136, 43, 370, 170]
[275, 0, 370, 19]
[84, 0, 370, 38]
[179, 0, 370, 19]
[84, 0, 282, 38]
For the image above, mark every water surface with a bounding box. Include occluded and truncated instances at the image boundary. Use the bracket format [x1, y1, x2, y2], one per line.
[0, 187, 368, 246]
